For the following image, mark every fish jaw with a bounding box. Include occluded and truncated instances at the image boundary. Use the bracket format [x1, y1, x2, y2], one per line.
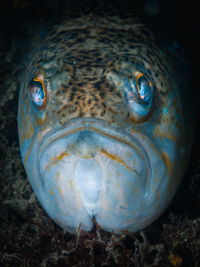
[21, 118, 174, 234]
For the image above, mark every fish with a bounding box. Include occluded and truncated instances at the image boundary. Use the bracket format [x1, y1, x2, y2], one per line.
[18, 11, 194, 234]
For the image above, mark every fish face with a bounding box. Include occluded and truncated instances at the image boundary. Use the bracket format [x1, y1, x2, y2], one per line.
[18, 15, 190, 233]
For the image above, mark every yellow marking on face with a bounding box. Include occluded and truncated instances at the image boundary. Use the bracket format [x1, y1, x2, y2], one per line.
[37, 126, 53, 142]
[130, 128, 140, 135]
[33, 77, 46, 91]
[132, 70, 141, 78]
[36, 112, 49, 126]
[136, 72, 144, 80]
[46, 152, 70, 170]
[56, 152, 69, 161]
[166, 134, 177, 142]
[81, 155, 94, 159]
[25, 124, 34, 139]
[162, 152, 172, 172]
[101, 149, 134, 172]
[154, 127, 177, 142]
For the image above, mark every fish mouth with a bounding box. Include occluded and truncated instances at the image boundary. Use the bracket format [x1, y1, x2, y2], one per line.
[38, 117, 151, 187]
[39, 117, 150, 165]
[36, 117, 159, 233]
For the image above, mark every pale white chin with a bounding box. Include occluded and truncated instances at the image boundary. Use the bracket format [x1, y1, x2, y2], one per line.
[74, 158, 103, 215]
[31, 128, 169, 234]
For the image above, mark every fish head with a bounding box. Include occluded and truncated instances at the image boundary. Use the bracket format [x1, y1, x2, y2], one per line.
[18, 16, 190, 233]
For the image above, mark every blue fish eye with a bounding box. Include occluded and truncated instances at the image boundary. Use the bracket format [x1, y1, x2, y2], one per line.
[124, 73, 153, 122]
[137, 74, 152, 105]
[28, 78, 47, 109]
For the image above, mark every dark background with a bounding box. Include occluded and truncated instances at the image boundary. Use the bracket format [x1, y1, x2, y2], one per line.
[0, 0, 199, 266]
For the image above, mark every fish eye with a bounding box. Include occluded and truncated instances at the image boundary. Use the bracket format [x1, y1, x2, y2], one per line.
[122, 72, 154, 122]
[136, 73, 152, 105]
[28, 77, 47, 109]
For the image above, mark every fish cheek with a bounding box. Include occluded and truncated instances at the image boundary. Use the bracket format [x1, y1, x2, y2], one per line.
[18, 99, 35, 147]
[18, 91, 49, 163]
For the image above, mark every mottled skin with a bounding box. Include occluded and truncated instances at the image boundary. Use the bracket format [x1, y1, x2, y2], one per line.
[18, 14, 191, 234]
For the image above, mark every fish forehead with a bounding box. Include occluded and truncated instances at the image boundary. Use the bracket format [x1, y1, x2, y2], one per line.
[31, 15, 164, 77]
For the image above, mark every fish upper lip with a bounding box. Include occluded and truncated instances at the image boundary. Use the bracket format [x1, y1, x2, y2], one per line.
[38, 117, 151, 181]
[39, 117, 141, 153]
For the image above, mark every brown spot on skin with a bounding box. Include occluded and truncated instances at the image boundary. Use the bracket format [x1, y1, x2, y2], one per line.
[165, 134, 177, 142]
[153, 127, 177, 142]
[162, 151, 173, 172]
[101, 149, 134, 172]
[46, 152, 70, 170]
[56, 152, 70, 161]
[19, 120, 35, 145]
[25, 124, 34, 139]
[36, 113, 49, 126]
[130, 128, 140, 135]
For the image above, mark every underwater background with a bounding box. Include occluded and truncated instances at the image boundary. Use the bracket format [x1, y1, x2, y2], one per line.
[0, 0, 199, 266]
